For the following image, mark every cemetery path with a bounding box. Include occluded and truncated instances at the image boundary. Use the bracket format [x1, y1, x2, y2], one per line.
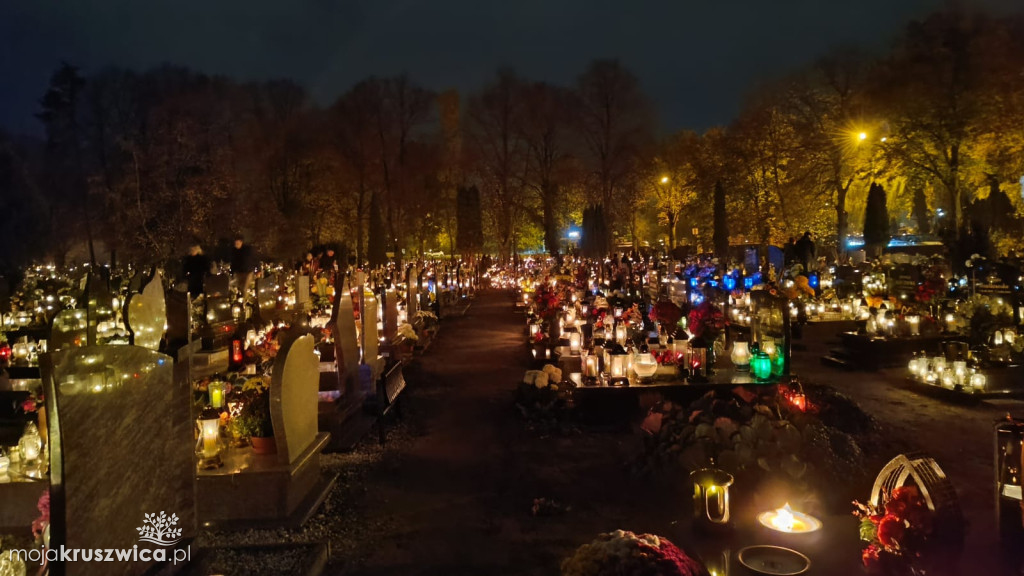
[326, 297, 1024, 575]
[336, 291, 671, 576]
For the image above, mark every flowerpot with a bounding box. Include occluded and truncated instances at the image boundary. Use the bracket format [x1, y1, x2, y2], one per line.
[250, 436, 277, 455]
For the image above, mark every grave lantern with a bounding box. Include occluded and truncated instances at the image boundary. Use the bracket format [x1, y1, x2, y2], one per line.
[751, 352, 772, 381]
[614, 323, 628, 345]
[208, 379, 226, 409]
[691, 468, 733, 531]
[609, 352, 629, 385]
[569, 331, 582, 354]
[730, 341, 751, 370]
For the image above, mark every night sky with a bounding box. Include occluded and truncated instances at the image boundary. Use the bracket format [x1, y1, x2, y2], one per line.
[2, 0, 1020, 137]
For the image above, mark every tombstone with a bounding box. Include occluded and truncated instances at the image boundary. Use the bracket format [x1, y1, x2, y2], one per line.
[888, 264, 920, 302]
[361, 284, 381, 378]
[254, 275, 278, 325]
[42, 345, 193, 575]
[750, 290, 792, 378]
[271, 334, 319, 464]
[164, 290, 191, 352]
[295, 275, 310, 309]
[333, 284, 360, 396]
[383, 288, 399, 341]
[126, 271, 167, 351]
[407, 266, 419, 318]
[83, 271, 116, 346]
[50, 310, 88, 352]
[201, 274, 234, 349]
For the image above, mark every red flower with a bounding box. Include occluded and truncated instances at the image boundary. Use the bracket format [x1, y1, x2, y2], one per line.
[876, 515, 905, 548]
[861, 544, 881, 567]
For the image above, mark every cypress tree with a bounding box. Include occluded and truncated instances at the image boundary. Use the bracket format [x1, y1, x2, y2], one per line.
[863, 182, 890, 257]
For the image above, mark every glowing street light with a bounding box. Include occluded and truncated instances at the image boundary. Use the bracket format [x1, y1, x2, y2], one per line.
[660, 175, 669, 184]
[858, 132, 868, 141]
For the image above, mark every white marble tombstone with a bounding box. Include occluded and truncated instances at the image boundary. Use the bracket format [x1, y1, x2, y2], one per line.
[126, 271, 166, 350]
[362, 285, 380, 378]
[334, 285, 360, 393]
[295, 275, 310, 309]
[270, 333, 319, 465]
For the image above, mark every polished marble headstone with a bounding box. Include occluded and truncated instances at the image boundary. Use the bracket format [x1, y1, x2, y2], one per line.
[43, 345, 193, 576]
[407, 266, 419, 318]
[361, 285, 380, 378]
[126, 271, 166, 351]
[255, 275, 278, 324]
[270, 334, 318, 465]
[383, 288, 398, 341]
[332, 287, 360, 395]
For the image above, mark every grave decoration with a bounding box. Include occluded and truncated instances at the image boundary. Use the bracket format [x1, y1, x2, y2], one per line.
[636, 384, 871, 511]
[853, 453, 963, 575]
[124, 269, 166, 351]
[560, 530, 708, 576]
[194, 331, 335, 528]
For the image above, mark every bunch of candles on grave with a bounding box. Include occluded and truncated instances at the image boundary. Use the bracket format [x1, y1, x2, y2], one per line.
[907, 352, 987, 393]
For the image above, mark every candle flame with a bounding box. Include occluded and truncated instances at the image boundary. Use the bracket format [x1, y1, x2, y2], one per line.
[769, 503, 797, 532]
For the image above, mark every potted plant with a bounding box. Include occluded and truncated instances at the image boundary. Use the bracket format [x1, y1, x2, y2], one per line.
[233, 377, 275, 454]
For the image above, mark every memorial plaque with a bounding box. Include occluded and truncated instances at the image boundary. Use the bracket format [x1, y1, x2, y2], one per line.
[126, 271, 166, 350]
[888, 264, 920, 302]
[270, 334, 318, 465]
[43, 345, 193, 576]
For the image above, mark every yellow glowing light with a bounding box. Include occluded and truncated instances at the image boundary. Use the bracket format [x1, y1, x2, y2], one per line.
[660, 176, 669, 184]
[757, 503, 822, 533]
[858, 132, 867, 141]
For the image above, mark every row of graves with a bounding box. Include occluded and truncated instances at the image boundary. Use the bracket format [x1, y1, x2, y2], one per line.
[0, 259, 449, 575]
[814, 255, 1023, 399]
[517, 255, 799, 417]
[513, 257, 985, 575]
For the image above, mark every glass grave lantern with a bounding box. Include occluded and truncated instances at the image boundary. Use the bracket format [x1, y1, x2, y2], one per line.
[730, 341, 751, 370]
[608, 351, 629, 386]
[568, 331, 582, 354]
[691, 468, 734, 531]
[751, 352, 772, 381]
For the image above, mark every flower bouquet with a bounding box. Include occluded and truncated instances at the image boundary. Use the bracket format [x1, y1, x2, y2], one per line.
[854, 486, 933, 575]
[651, 301, 683, 337]
[561, 530, 709, 576]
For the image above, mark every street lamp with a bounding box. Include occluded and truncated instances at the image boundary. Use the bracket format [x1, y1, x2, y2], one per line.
[660, 175, 669, 184]
[858, 132, 868, 141]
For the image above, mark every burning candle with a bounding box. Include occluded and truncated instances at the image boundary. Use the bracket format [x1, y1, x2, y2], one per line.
[569, 331, 582, 353]
[200, 418, 220, 458]
[208, 380, 226, 409]
[758, 503, 822, 533]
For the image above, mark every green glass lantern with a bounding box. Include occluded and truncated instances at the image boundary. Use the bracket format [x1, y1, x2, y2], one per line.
[751, 351, 772, 381]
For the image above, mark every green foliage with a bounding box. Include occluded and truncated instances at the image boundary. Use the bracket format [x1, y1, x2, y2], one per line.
[456, 185, 483, 255]
[712, 180, 729, 258]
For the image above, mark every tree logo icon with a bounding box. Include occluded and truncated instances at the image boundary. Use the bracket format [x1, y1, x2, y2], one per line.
[136, 512, 183, 546]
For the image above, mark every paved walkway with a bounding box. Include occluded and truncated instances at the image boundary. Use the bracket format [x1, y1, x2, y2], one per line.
[345, 292, 667, 575]
[334, 295, 1022, 575]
